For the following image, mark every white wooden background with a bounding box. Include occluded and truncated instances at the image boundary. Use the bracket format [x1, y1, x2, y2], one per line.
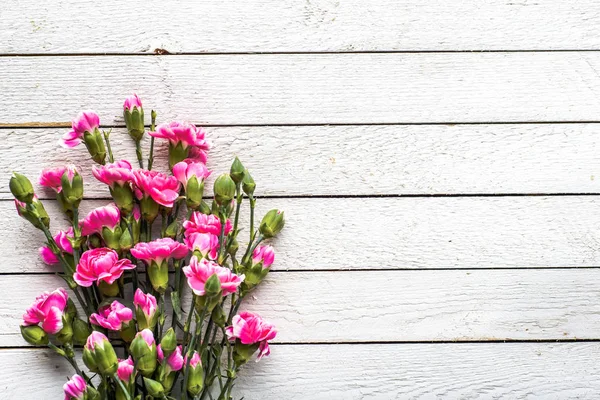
[2, 1, 600, 398]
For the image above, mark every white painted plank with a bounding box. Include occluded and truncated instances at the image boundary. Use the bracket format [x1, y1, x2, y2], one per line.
[3, 1, 600, 53]
[4, 196, 600, 273]
[3, 53, 600, 125]
[3, 123, 600, 198]
[4, 343, 600, 399]
[3, 270, 600, 346]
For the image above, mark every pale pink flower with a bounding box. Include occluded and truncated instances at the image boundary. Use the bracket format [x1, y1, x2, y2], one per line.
[60, 111, 100, 148]
[134, 289, 158, 321]
[22, 288, 69, 334]
[252, 245, 275, 269]
[226, 311, 277, 361]
[131, 238, 188, 265]
[135, 329, 156, 347]
[73, 248, 135, 287]
[80, 203, 121, 236]
[187, 145, 209, 164]
[132, 169, 180, 208]
[123, 94, 142, 111]
[185, 351, 202, 369]
[183, 212, 232, 238]
[184, 232, 219, 259]
[172, 160, 211, 188]
[39, 246, 59, 265]
[90, 300, 133, 331]
[39, 165, 76, 193]
[92, 160, 134, 187]
[63, 374, 87, 400]
[157, 344, 184, 372]
[183, 256, 244, 296]
[85, 331, 110, 351]
[149, 121, 209, 150]
[117, 357, 135, 382]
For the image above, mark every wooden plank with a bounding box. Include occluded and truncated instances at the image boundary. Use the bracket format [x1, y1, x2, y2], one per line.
[4, 343, 600, 398]
[4, 196, 600, 273]
[3, 53, 600, 125]
[3, 270, 600, 346]
[3, 123, 600, 198]
[3, 1, 600, 53]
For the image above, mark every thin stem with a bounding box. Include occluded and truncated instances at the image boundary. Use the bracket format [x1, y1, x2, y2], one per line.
[249, 196, 256, 242]
[148, 110, 157, 170]
[183, 307, 207, 400]
[158, 292, 165, 339]
[103, 130, 114, 163]
[183, 294, 197, 348]
[113, 375, 132, 400]
[135, 140, 144, 169]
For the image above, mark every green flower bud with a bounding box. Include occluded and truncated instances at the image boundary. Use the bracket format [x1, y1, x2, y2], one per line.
[213, 174, 236, 206]
[56, 316, 73, 345]
[20, 325, 48, 346]
[83, 128, 107, 165]
[140, 196, 160, 223]
[119, 321, 137, 343]
[65, 298, 78, 322]
[204, 273, 222, 297]
[242, 169, 256, 196]
[119, 228, 133, 251]
[185, 176, 204, 210]
[199, 200, 211, 215]
[102, 225, 123, 251]
[211, 304, 227, 328]
[124, 104, 145, 142]
[186, 353, 204, 396]
[110, 184, 134, 216]
[147, 261, 169, 293]
[143, 378, 164, 398]
[259, 209, 285, 238]
[88, 233, 103, 249]
[15, 197, 50, 230]
[61, 169, 84, 210]
[168, 142, 189, 169]
[130, 331, 158, 377]
[83, 332, 118, 376]
[232, 342, 260, 367]
[228, 238, 239, 257]
[86, 386, 100, 400]
[72, 318, 92, 346]
[160, 328, 177, 357]
[230, 157, 245, 184]
[10, 172, 35, 203]
[163, 220, 179, 240]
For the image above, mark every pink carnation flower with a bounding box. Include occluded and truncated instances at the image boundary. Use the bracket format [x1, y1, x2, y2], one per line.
[22, 288, 69, 334]
[39, 246, 59, 265]
[117, 357, 135, 382]
[157, 344, 184, 372]
[60, 111, 100, 148]
[90, 300, 133, 331]
[123, 94, 142, 111]
[185, 351, 202, 369]
[131, 238, 188, 265]
[183, 212, 232, 238]
[85, 331, 110, 351]
[39, 228, 75, 265]
[172, 160, 211, 188]
[134, 329, 156, 347]
[39, 165, 77, 193]
[149, 121, 209, 150]
[80, 203, 121, 236]
[132, 169, 180, 208]
[183, 256, 244, 296]
[92, 160, 134, 187]
[73, 248, 135, 287]
[187, 145, 208, 164]
[184, 232, 219, 260]
[133, 289, 158, 321]
[252, 245, 275, 269]
[226, 311, 277, 361]
[63, 374, 87, 400]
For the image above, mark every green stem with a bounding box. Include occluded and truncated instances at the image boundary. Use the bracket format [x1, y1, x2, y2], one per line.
[135, 140, 144, 169]
[148, 110, 157, 170]
[249, 196, 256, 242]
[183, 307, 207, 400]
[183, 294, 197, 348]
[112, 375, 132, 400]
[103, 130, 114, 163]
[158, 292, 165, 339]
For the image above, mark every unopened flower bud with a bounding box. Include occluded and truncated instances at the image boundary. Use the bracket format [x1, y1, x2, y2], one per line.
[20, 325, 48, 346]
[56, 316, 74, 344]
[199, 200, 211, 215]
[130, 329, 157, 377]
[10, 172, 35, 203]
[230, 157, 245, 184]
[123, 94, 145, 142]
[186, 351, 204, 396]
[119, 228, 133, 251]
[143, 378, 164, 398]
[163, 220, 179, 239]
[15, 196, 50, 230]
[72, 318, 92, 346]
[83, 128, 107, 165]
[242, 169, 256, 196]
[204, 273, 222, 297]
[211, 304, 227, 328]
[110, 184, 134, 216]
[213, 174, 236, 206]
[61, 168, 84, 210]
[83, 332, 118, 376]
[88, 233, 103, 249]
[65, 298, 78, 322]
[259, 209, 285, 238]
[228, 238, 239, 256]
[185, 176, 204, 210]
[160, 328, 177, 357]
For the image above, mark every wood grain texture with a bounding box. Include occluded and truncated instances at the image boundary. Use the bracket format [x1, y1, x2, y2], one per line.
[3, 0, 600, 53]
[3, 270, 600, 346]
[4, 196, 600, 273]
[3, 53, 600, 125]
[4, 343, 600, 399]
[3, 123, 600, 197]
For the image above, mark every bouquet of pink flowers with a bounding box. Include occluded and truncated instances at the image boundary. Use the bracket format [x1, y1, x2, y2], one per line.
[10, 95, 285, 400]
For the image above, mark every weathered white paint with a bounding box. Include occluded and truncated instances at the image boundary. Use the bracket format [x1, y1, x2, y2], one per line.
[3, 53, 600, 125]
[3, 123, 600, 198]
[3, 1, 600, 53]
[4, 196, 600, 273]
[4, 343, 600, 399]
[3, 270, 600, 346]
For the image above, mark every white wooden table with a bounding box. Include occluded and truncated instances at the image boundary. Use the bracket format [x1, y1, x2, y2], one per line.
[2, 1, 600, 398]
